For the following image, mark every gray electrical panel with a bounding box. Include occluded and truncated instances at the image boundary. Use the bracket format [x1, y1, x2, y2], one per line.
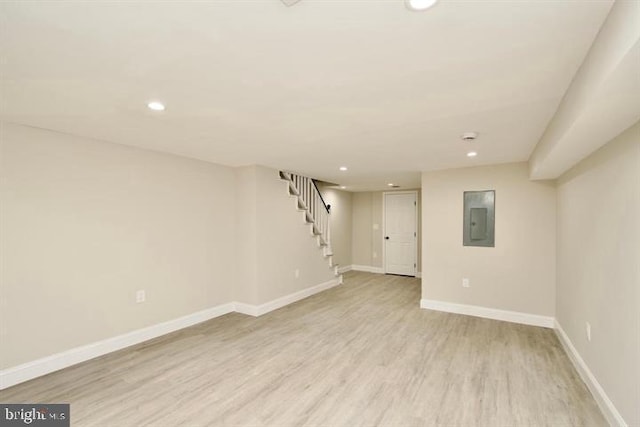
[463, 190, 495, 247]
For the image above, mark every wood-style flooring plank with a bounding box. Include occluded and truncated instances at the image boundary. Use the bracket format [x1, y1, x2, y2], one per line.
[0, 272, 606, 426]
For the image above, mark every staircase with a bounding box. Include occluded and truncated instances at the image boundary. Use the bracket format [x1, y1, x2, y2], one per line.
[279, 171, 342, 283]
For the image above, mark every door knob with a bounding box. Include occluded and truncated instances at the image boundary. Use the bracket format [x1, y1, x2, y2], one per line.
[385, 236, 390, 240]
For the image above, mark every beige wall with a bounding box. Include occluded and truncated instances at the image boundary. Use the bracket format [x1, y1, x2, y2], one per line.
[352, 192, 375, 267]
[234, 166, 258, 304]
[253, 166, 336, 304]
[421, 162, 556, 316]
[0, 125, 337, 371]
[556, 122, 639, 426]
[352, 191, 421, 272]
[319, 187, 353, 268]
[0, 123, 237, 369]
[351, 192, 384, 269]
[372, 193, 383, 269]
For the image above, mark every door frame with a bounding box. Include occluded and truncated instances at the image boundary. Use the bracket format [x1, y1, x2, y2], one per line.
[382, 190, 418, 276]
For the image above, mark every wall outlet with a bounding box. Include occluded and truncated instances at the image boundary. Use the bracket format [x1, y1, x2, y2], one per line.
[373, 251, 377, 259]
[295, 269, 300, 279]
[136, 290, 146, 303]
[585, 322, 591, 342]
[462, 278, 470, 288]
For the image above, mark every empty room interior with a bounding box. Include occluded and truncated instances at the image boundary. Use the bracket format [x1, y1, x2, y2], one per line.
[0, 0, 638, 426]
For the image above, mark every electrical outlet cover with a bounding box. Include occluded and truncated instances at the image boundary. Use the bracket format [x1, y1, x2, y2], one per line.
[136, 290, 146, 303]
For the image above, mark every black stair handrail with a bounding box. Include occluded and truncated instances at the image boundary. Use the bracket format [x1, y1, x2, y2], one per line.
[312, 179, 330, 214]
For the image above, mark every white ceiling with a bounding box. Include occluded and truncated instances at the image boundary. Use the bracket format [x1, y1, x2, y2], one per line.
[0, 0, 613, 191]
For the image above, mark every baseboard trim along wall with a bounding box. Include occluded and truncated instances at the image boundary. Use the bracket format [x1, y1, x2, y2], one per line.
[420, 298, 555, 328]
[234, 278, 340, 317]
[351, 265, 384, 274]
[0, 278, 341, 390]
[554, 320, 627, 427]
[0, 302, 236, 390]
[350, 265, 422, 278]
[337, 265, 352, 274]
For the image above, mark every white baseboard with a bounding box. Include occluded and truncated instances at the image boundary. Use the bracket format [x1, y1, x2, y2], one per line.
[554, 320, 627, 427]
[0, 302, 236, 391]
[0, 277, 343, 390]
[337, 265, 352, 274]
[234, 278, 340, 317]
[420, 298, 554, 328]
[233, 302, 260, 317]
[351, 265, 384, 274]
[351, 265, 421, 278]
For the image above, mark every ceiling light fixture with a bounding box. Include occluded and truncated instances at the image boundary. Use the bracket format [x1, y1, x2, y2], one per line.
[467, 151, 478, 157]
[339, 166, 348, 171]
[406, 0, 438, 11]
[387, 183, 394, 187]
[340, 186, 346, 189]
[147, 101, 165, 111]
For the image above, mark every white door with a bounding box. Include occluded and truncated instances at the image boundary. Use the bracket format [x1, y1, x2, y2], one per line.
[384, 191, 417, 276]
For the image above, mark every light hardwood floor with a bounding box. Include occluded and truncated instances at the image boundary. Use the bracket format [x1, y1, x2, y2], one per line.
[1, 272, 606, 426]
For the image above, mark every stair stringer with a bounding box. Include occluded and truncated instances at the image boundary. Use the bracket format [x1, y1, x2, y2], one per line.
[279, 173, 341, 281]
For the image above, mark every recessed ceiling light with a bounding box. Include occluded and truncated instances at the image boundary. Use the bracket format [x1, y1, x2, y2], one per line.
[467, 151, 478, 157]
[387, 183, 394, 187]
[406, 0, 438, 11]
[339, 166, 348, 171]
[147, 101, 165, 111]
[340, 186, 346, 189]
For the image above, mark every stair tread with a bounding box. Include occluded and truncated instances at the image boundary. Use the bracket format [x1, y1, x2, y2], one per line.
[281, 170, 335, 277]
